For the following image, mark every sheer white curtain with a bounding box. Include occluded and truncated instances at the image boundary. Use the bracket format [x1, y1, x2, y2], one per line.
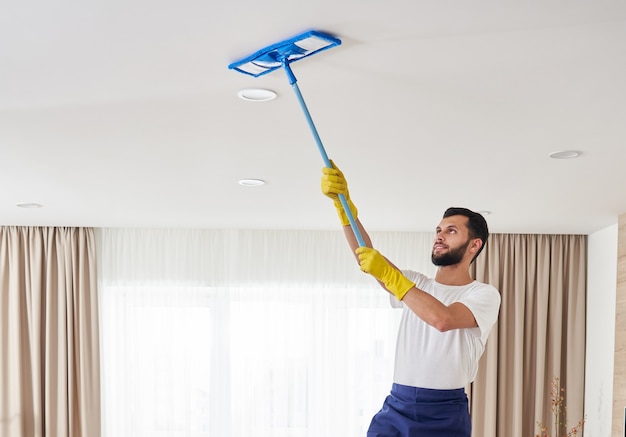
[96, 228, 435, 437]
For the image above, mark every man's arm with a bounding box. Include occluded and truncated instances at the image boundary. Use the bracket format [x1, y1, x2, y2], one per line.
[401, 292, 478, 332]
[341, 219, 371, 252]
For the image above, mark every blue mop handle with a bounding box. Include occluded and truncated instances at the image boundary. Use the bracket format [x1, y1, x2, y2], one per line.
[282, 61, 366, 247]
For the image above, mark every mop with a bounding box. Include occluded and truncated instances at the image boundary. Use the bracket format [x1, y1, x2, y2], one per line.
[228, 30, 366, 247]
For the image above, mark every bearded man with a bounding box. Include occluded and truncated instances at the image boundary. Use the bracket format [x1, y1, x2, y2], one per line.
[321, 163, 501, 437]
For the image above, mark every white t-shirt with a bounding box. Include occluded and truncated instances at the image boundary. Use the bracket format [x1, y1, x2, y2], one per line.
[391, 270, 501, 390]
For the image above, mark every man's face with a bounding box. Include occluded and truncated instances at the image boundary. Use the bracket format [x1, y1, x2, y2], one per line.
[431, 215, 472, 267]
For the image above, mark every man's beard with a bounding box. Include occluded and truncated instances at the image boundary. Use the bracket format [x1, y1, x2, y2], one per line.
[431, 239, 471, 266]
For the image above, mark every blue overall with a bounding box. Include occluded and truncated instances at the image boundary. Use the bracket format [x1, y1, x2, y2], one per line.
[367, 383, 471, 437]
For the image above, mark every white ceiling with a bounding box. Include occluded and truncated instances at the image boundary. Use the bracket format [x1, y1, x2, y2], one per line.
[2, 0, 626, 235]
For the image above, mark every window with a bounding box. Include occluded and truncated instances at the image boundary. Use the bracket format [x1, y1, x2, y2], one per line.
[100, 285, 400, 437]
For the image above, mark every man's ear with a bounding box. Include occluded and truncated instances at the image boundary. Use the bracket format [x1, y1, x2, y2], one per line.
[469, 238, 483, 255]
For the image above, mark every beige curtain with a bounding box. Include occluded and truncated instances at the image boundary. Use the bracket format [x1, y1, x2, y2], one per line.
[0, 227, 101, 437]
[468, 233, 587, 437]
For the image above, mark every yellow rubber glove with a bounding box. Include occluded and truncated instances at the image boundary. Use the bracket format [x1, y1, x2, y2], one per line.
[321, 161, 358, 226]
[356, 247, 415, 300]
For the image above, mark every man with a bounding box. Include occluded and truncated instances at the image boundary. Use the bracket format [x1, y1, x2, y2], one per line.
[321, 162, 501, 437]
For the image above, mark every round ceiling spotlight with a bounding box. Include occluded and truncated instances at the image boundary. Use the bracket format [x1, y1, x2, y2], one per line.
[549, 150, 581, 159]
[238, 179, 266, 187]
[17, 203, 43, 209]
[237, 88, 277, 102]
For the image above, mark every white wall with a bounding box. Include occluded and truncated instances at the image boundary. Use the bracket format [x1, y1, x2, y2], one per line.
[585, 224, 618, 437]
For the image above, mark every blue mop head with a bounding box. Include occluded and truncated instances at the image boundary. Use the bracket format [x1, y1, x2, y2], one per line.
[228, 30, 341, 78]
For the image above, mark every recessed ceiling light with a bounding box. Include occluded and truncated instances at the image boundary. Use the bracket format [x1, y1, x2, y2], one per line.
[237, 88, 277, 102]
[17, 203, 43, 209]
[549, 150, 581, 159]
[238, 178, 266, 187]
[477, 210, 491, 216]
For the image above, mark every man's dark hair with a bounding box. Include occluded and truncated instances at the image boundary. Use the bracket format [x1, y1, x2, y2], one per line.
[443, 207, 489, 261]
